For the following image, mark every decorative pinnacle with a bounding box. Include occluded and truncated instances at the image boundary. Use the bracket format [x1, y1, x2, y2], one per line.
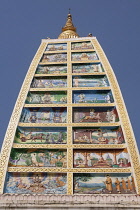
[62, 10, 76, 32]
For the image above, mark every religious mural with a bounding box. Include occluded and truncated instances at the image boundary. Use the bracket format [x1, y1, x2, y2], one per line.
[20, 107, 67, 123]
[26, 91, 67, 104]
[72, 63, 104, 73]
[74, 173, 136, 194]
[74, 149, 130, 168]
[72, 52, 98, 61]
[41, 53, 67, 63]
[73, 107, 119, 123]
[5, 173, 67, 194]
[14, 127, 67, 144]
[36, 64, 67, 74]
[72, 76, 109, 87]
[9, 149, 67, 168]
[73, 90, 113, 104]
[73, 127, 125, 144]
[45, 43, 67, 51]
[31, 77, 67, 88]
[71, 42, 93, 50]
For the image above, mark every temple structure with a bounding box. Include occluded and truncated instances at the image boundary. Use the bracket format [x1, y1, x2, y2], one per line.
[0, 12, 140, 209]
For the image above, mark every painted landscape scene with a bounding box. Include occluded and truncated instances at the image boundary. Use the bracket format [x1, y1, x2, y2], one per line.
[5, 173, 67, 194]
[41, 53, 67, 63]
[14, 127, 67, 144]
[73, 107, 119, 123]
[74, 173, 136, 194]
[31, 77, 67, 88]
[74, 149, 130, 168]
[9, 148, 67, 168]
[71, 41, 93, 50]
[72, 63, 104, 73]
[26, 91, 67, 104]
[20, 107, 67, 123]
[72, 52, 98, 61]
[36, 64, 67, 74]
[72, 75, 109, 87]
[73, 90, 114, 104]
[45, 43, 67, 51]
[73, 127, 125, 144]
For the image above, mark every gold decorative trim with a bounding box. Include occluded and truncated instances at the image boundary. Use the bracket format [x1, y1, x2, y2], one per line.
[12, 143, 126, 149]
[8, 167, 131, 173]
[92, 38, 140, 194]
[29, 87, 111, 91]
[44, 50, 67, 54]
[18, 122, 120, 127]
[39, 61, 67, 65]
[71, 49, 95, 52]
[71, 72, 106, 76]
[67, 173, 73, 195]
[34, 73, 68, 77]
[0, 41, 48, 193]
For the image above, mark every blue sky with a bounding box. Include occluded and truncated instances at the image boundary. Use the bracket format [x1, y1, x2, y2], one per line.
[0, 0, 140, 151]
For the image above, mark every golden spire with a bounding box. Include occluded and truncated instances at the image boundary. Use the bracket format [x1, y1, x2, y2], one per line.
[58, 10, 79, 39]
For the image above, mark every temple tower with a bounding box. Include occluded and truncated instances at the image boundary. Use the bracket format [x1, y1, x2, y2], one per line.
[0, 12, 140, 209]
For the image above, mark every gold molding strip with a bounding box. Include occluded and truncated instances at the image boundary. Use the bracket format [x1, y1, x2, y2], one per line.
[12, 143, 126, 149]
[29, 87, 111, 91]
[39, 61, 67, 65]
[24, 103, 115, 108]
[34, 73, 68, 77]
[71, 49, 95, 52]
[8, 167, 131, 173]
[44, 50, 67, 54]
[67, 173, 73, 195]
[18, 122, 120, 127]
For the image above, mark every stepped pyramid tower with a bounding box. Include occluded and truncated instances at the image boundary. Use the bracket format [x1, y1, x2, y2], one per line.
[0, 12, 140, 209]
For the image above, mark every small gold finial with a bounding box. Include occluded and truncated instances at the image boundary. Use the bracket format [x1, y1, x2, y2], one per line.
[58, 11, 79, 39]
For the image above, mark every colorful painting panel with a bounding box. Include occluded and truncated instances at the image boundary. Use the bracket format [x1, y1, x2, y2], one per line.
[72, 76, 109, 87]
[72, 52, 98, 61]
[74, 149, 130, 168]
[5, 173, 67, 194]
[45, 43, 67, 51]
[71, 42, 93, 50]
[73, 126, 125, 144]
[73, 107, 119, 123]
[26, 91, 67, 104]
[36, 64, 67, 74]
[31, 77, 67, 88]
[14, 127, 67, 144]
[72, 63, 104, 73]
[9, 149, 67, 168]
[73, 90, 114, 104]
[41, 53, 67, 63]
[74, 173, 136, 194]
[20, 107, 67, 123]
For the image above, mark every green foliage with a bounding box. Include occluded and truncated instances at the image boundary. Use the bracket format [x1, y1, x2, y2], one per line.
[55, 161, 63, 167]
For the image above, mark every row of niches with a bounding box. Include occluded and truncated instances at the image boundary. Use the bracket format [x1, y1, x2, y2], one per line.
[45, 41, 93, 51]
[31, 75, 109, 88]
[36, 63, 104, 74]
[8, 148, 130, 169]
[4, 172, 136, 194]
[41, 52, 98, 63]
[20, 107, 119, 123]
[14, 126, 124, 145]
[26, 90, 113, 104]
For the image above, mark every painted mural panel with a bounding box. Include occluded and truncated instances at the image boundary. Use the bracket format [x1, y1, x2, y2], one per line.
[73, 90, 113, 104]
[45, 43, 67, 51]
[72, 76, 109, 87]
[31, 77, 67, 88]
[73, 127, 125, 144]
[26, 91, 67, 104]
[9, 149, 67, 168]
[5, 173, 67, 194]
[36, 64, 67, 74]
[72, 52, 98, 61]
[20, 107, 67, 123]
[72, 63, 104, 73]
[41, 53, 67, 63]
[14, 127, 67, 144]
[71, 42, 93, 50]
[74, 149, 130, 168]
[73, 107, 119, 123]
[74, 173, 136, 194]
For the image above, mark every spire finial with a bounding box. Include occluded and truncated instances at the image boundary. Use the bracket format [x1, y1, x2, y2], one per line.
[58, 11, 79, 39]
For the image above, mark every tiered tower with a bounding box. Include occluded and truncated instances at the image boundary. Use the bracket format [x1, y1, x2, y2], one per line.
[0, 12, 140, 208]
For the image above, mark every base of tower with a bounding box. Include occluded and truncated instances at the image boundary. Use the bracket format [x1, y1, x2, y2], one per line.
[0, 194, 140, 209]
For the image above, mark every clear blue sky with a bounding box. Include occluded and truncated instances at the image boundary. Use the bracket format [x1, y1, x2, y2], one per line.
[0, 0, 140, 151]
